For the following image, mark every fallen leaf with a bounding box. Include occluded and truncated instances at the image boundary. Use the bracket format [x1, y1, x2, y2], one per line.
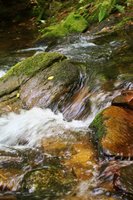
[16, 93, 20, 98]
[48, 76, 54, 80]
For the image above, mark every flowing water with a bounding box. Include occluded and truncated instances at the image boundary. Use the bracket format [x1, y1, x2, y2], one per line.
[0, 25, 133, 200]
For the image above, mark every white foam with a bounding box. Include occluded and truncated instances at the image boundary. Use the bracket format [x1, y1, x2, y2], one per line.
[0, 70, 6, 78]
[17, 46, 47, 53]
[0, 107, 88, 149]
[0, 85, 122, 150]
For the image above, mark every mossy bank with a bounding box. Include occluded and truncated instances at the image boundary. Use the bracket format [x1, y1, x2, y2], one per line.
[36, 0, 133, 40]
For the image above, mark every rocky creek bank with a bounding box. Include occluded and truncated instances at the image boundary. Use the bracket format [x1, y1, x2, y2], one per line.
[0, 48, 133, 199]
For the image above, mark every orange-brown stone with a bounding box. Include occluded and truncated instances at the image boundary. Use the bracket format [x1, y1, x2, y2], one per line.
[42, 134, 97, 180]
[101, 106, 133, 157]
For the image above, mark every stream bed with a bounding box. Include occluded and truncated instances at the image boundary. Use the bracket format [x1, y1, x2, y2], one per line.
[0, 24, 133, 200]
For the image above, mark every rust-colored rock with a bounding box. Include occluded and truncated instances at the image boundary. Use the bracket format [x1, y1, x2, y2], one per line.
[0, 168, 21, 192]
[90, 106, 133, 157]
[42, 132, 97, 180]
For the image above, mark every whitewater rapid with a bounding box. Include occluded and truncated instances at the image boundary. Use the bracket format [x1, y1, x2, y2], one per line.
[0, 88, 122, 149]
[0, 107, 89, 149]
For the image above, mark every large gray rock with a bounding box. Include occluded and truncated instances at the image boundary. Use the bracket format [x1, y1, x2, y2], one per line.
[0, 52, 90, 120]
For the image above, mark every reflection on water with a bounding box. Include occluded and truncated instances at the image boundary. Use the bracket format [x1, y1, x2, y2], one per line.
[0, 23, 38, 71]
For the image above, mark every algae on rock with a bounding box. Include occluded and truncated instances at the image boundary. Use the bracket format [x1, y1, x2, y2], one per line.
[41, 12, 88, 39]
[0, 52, 66, 97]
[0, 52, 87, 120]
[21, 167, 76, 197]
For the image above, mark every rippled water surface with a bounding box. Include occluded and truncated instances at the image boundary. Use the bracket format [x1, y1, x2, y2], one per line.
[0, 25, 133, 200]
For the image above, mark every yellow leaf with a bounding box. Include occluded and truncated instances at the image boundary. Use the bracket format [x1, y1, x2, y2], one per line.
[48, 76, 54, 80]
[16, 93, 20, 98]
[7, 105, 12, 110]
[0, 174, 7, 180]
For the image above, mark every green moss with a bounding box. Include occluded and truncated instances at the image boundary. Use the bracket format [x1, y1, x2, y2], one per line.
[63, 12, 88, 32]
[41, 12, 88, 39]
[90, 111, 106, 154]
[0, 52, 66, 82]
[90, 111, 105, 142]
[118, 73, 133, 81]
[42, 24, 68, 38]
[51, 60, 80, 83]
[0, 52, 66, 97]
[113, 17, 133, 30]
[22, 167, 76, 197]
[90, 111, 105, 154]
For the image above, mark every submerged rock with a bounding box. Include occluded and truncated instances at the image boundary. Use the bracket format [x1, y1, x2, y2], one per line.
[0, 151, 23, 192]
[62, 86, 91, 120]
[0, 168, 21, 192]
[114, 164, 133, 195]
[90, 105, 133, 157]
[21, 166, 76, 198]
[42, 132, 98, 180]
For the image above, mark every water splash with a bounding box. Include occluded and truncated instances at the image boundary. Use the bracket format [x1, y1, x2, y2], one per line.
[16, 46, 47, 53]
[0, 108, 88, 149]
[0, 78, 130, 150]
[0, 70, 6, 78]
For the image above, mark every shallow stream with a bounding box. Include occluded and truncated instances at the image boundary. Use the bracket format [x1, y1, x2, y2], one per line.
[0, 24, 133, 200]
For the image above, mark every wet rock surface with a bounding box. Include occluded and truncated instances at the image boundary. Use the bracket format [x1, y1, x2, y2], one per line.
[21, 166, 76, 197]
[90, 103, 133, 157]
[20, 59, 81, 110]
[114, 164, 133, 195]
[0, 131, 97, 198]
[0, 7, 133, 199]
[42, 132, 98, 180]
[0, 52, 89, 120]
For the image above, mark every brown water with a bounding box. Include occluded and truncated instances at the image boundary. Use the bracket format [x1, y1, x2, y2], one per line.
[0, 24, 133, 200]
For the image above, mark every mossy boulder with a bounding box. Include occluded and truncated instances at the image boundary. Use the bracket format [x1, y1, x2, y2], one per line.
[90, 105, 133, 157]
[0, 52, 65, 114]
[0, 52, 65, 97]
[41, 12, 88, 39]
[20, 58, 81, 110]
[0, 52, 89, 120]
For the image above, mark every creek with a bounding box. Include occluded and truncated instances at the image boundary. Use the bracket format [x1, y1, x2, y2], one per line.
[0, 24, 133, 200]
